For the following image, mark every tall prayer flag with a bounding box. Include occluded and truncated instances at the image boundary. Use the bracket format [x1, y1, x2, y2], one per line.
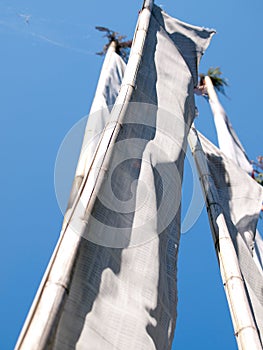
[15, 2, 214, 349]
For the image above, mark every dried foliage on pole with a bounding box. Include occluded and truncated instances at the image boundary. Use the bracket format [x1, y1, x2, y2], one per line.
[95, 26, 132, 61]
[252, 156, 263, 186]
[196, 67, 228, 97]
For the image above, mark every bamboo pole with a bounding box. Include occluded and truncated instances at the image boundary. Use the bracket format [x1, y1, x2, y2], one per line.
[15, 2, 154, 349]
[188, 127, 262, 350]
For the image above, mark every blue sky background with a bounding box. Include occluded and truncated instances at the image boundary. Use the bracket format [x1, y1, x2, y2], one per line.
[1, 1, 262, 349]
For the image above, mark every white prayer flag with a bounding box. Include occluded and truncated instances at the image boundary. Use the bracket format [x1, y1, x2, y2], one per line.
[205, 75, 263, 280]
[199, 132, 263, 344]
[15, 3, 214, 350]
[65, 43, 126, 215]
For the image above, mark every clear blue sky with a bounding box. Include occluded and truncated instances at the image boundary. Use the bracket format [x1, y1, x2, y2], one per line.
[1, 1, 262, 349]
